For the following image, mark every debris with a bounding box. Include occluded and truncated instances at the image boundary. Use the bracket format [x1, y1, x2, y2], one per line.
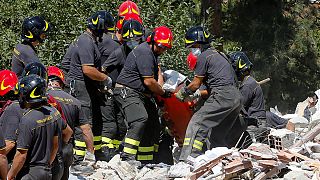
[168, 162, 192, 178]
[224, 159, 253, 175]
[292, 123, 320, 148]
[268, 129, 295, 150]
[283, 170, 314, 180]
[70, 126, 320, 180]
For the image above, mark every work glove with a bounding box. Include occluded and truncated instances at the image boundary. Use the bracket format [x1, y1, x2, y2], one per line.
[175, 87, 189, 102]
[103, 76, 113, 90]
[161, 89, 172, 98]
[99, 76, 113, 94]
[184, 89, 201, 102]
[83, 150, 96, 166]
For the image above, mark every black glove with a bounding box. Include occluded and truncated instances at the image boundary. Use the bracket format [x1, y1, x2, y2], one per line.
[161, 90, 172, 98]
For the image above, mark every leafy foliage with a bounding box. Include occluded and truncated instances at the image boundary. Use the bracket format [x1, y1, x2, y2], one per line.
[0, 0, 319, 111]
[0, 0, 195, 76]
[222, 0, 320, 112]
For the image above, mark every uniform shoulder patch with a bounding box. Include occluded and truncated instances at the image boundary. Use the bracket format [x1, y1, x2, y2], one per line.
[13, 48, 21, 56]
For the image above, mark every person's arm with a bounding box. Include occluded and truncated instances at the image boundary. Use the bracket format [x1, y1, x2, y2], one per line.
[200, 90, 209, 98]
[0, 153, 7, 180]
[175, 54, 205, 101]
[4, 141, 16, 155]
[82, 65, 108, 81]
[0, 138, 8, 180]
[1, 105, 20, 155]
[157, 65, 164, 87]
[62, 124, 73, 144]
[80, 124, 94, 153]
[49, 136, 58, 165]
[187, 76, 204, 92]
[7, 149, 27, 180]
[9, 119, 32, 179]
[144, 77, 165, 96]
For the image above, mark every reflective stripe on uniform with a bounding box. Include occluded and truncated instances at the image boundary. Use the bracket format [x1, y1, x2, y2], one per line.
[102, 137, 112, 143]
[137, 155, 153, 161]
[94, 136, 102, 141]
[138, 146, 154, 152]
[123, 147, 137, 155]
[183, 138, 191, 146]
[192, 140, 203, 150]
[74, 140, 86, 148]
[113, 140, 121, 145]
[154, 144, 159, 153]
[101, 144, 114, 148]
[124, 138, 140, 146]
[94, 144, 102, 150]
[113, 140, 121, 148]
[73, 149, 86, 156]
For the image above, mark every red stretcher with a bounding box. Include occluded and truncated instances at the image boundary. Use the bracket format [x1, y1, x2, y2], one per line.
[158, 84, 195, 147]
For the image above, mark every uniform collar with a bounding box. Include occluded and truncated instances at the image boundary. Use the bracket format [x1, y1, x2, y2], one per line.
[84, 31, 97, 42]
[240, 75, 250, 87]
[22, 40, 37, 52]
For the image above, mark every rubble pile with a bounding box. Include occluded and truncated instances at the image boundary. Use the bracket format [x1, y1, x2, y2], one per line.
[70, 98, 320, 180]
[70, 131, 320, 180]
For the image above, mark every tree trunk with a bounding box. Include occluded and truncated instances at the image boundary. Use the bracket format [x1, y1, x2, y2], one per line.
[201, 0, 223, 50]
[211, 0, 222, 37]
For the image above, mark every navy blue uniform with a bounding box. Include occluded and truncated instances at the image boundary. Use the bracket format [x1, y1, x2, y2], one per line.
[16, 105, 65, 180]
[117, 42, 159, 93]
[102, 45, 126, 86]
[99, 34, 121, 66]
[114, 42, 160, 162]
[227, 76, 267, 148]
[11, 41, 40, 77]
[66, 31, 111, 161]
[0, 101, 25, 162]
[48, 87, 88, 180]
[100, 44, 130, 160]
[240, 76, 266, 119]
[61, 43, 75, 74]
[180, 49, 241, 161]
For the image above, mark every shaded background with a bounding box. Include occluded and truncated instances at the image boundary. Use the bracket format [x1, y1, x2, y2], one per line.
[0, 0, 319, 113]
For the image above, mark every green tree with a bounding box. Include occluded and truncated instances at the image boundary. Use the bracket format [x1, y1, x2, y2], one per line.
[0, 0, 196, 77]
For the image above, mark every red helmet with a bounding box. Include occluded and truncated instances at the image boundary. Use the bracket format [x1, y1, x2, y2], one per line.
[47, 66, 65, 83]
[187, 52, 197, 70]
[116, 13, 143, 31]
[0, 70, 18, 96]
[118, 0, 140, 17]
[147, 26, 173, 49]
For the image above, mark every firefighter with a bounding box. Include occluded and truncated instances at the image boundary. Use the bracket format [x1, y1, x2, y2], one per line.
[0, 70, 16, 179]
[101, 19, 145, 161]
[47, 66, 95, 180]
[0, 128, 7, 180]
[116, 0, 141, 42]
[176, 26, 241, 161]
[66, 11, 113, 162]
[114, 26, 173, 163]
[227, 52, 267, 148]
[21, 62, 73, 180]
[98, 11, 120, 66]
[11, 16, 50, 77]
[61, 12, 115, 75]
[0, 70, 24, 163]
[7, 75, 70, 180]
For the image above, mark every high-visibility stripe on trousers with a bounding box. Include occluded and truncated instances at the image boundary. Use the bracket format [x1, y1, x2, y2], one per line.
[73, 127, 86, 163]
[101, 136, 122, 149]
[123, 137, 140, 156]
[136, 144, 159, 161]
[73, 140, 86, 156]
[94, 136, 102, 150]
